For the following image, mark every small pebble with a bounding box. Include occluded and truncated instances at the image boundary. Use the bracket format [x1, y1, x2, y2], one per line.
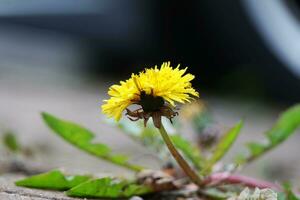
[130, 196, 144, 200]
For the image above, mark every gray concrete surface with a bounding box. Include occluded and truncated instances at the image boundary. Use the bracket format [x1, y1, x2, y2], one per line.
[0, 74, 300, 199]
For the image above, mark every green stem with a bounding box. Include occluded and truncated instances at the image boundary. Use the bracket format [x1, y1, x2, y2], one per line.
[158, 124, 203, 186]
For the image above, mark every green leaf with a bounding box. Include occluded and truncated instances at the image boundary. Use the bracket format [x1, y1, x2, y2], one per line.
[2, 132, 20, 152]
[202, 121, 243, 174]
[170, 134, 204, 170]
[282, 182, 300, 200]
[266, 105, 300, 145]
[246, 142, 267, 157]
[15, 170, 91, 190]
[237, 104, 300, 163]
[41, 112, 143, 172]
[66, 177, 152, 198]
[117, 120, 204, 171]
[117, 120, 163, 151]
[278, 192, 287, 200]
[200, 188, 235, 200]
[287, 190, 300, 200]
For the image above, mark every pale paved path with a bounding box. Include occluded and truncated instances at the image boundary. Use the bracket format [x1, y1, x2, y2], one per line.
[0, 76, 299, 199]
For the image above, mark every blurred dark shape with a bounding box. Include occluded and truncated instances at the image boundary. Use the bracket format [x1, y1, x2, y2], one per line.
[263, 162, 295, 182]
[0, 0, 299, 102]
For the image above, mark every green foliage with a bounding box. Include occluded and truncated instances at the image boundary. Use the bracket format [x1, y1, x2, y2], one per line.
[15, 170, 91, 190]
[282, 182, 300, 200]
[2, 132, 20, 152]
[237, 104, 300, 163]
[200, 188, 235, 200]
[42, 112, 143, 171]
[286, 190, 300, 200]
[117, 120, 204, 171]
[16, 170, 151, 198]
[14, 104, 300, 199]
[170, 134, 203, 170]
[278, 192, 287, 200]
[201, 121, 243, 174]
[266, 105, 300, 145]
[67, 177, 152, 198]
[118, 121, 163, 152]
[191, 110, 214, 133]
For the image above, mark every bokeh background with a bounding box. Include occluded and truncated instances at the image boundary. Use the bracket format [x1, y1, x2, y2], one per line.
[1, 0, 300, 186]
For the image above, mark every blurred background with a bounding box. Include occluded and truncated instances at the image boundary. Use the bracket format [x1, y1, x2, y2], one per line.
[1, 0, 300, 100]
[0, 0, 300, 186]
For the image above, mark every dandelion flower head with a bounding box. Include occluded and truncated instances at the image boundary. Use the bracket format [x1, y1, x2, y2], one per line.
[101, 62, 199, 127]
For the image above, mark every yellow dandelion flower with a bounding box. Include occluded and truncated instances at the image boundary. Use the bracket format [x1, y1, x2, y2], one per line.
[102, 62, 203, 186]
[101, 61, 199, 127]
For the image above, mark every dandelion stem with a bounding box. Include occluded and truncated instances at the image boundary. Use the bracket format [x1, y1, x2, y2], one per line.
[158, 124, 203, 186]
